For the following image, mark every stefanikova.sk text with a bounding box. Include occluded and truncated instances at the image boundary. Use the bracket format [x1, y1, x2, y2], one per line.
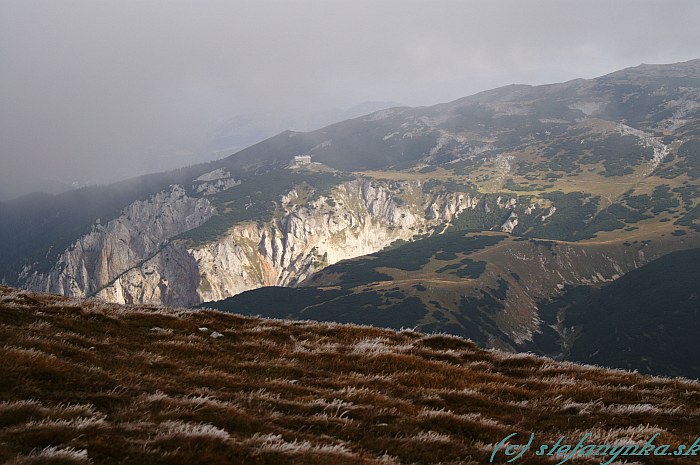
[490, 432, 700, 464]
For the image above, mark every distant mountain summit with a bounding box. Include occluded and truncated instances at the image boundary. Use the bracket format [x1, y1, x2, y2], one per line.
[205, 101, 403, 160]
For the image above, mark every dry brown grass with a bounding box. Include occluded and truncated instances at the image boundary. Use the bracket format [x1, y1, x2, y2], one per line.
[1, 286, 699, 464]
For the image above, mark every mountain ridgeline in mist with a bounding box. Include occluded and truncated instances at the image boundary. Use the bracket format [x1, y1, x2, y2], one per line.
[2, 59, 700, 377]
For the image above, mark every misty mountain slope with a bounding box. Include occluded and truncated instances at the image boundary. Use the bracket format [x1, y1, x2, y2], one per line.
[276, 59, 700, 172]
[206, 101, 403, 158]
[2, 286, 700, 465]
[1, 59, 699, 310]
[0, 164, 221, 279]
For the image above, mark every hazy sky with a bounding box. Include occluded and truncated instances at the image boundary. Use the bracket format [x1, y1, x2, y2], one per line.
[2, 0, 700, 199]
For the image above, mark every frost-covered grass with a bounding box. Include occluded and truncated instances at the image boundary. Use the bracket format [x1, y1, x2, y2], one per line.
[1, 285, 699, 464]
[8, 445, 91, 464]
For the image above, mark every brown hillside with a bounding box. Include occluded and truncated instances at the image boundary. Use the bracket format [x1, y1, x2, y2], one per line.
[1, 286, 699, 464]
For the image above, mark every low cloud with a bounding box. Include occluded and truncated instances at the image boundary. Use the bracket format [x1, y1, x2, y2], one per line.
[1, 0, 699, 198]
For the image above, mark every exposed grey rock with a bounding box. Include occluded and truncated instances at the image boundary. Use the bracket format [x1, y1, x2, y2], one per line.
[26, 177, 514, 307]
[23, 185, 214, 299]
[96, 178, 484, 306]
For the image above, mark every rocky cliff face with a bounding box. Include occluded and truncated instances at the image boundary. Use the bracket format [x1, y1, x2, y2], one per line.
[22, 186, 215, 298]
[94, 178, 481, 306]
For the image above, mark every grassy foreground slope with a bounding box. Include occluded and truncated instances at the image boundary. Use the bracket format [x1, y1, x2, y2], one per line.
[2, 286, 700, 465]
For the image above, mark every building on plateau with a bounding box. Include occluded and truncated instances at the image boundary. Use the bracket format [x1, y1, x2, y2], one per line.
[293, 155, 312, 165]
